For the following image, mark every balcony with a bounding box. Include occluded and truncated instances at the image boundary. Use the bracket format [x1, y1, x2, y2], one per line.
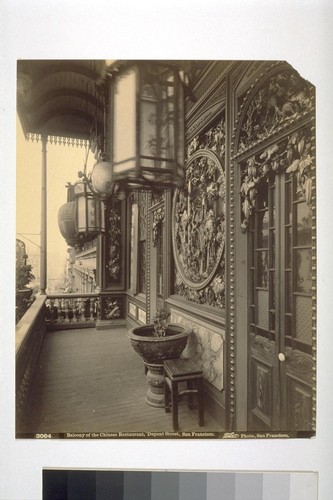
[16, 293, 224, 436]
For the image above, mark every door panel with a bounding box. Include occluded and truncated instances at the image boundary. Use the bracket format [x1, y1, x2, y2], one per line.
[249, 335, 275, 430]
[247, 124, 315, 432]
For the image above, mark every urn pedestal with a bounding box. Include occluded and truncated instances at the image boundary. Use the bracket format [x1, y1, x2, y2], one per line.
[127, 324, 190, 407]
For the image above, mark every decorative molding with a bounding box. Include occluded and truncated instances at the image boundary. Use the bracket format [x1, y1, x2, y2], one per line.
[186, 61, 231, 116]
[186, 101, 224, 142]
[26, 133, 89, 148]
[166, 295, 225, 332]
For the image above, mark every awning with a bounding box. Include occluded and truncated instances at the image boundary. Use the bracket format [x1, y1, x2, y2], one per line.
[17, 60, 106, 141]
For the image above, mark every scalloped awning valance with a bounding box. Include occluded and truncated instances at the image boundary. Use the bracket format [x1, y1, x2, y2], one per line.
[17, 60, 106, 141]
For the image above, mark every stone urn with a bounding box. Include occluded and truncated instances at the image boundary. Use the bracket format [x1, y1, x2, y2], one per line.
[127, 323, 190, 407]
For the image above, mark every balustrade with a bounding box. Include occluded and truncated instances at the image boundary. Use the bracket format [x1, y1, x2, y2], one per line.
[45, 293, 99, 327]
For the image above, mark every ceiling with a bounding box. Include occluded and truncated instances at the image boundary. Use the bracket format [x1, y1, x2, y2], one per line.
[17, 60, 106, 140]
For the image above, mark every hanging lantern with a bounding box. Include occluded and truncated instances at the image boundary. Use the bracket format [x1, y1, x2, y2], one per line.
[90, 161, 114, 196]
[74, 181, 105, 235]
[95, 61, 185, 193]
[58, 182, 105, 247]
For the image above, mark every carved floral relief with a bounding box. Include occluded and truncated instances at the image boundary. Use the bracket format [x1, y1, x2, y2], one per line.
[238, 69, 315, 153]
[106, 200, 121, 283]
[173, 115, 226, 308]
[240, 125, 315, 231]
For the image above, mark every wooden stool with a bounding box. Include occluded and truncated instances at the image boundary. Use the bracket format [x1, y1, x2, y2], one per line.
[164, 358, 204, 431]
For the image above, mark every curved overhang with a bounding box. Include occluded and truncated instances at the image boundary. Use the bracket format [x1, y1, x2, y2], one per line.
[17, 60, 107, 140]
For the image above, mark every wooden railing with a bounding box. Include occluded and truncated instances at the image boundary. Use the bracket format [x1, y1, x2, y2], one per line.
[45, 293, 99, 329]
[16, 294, 48, 431]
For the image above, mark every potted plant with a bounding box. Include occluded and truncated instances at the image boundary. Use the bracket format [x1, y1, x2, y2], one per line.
[127, 309, 190, 407]
[16, 264, 35, 323]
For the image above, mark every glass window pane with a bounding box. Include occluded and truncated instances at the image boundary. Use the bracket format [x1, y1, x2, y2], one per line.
[285, 314, 292, 337]
[113, 68, 136, 165]
[269, 311, 275, 331]
[270, 185, 275, 225]
[285, 180, 292, 225]
[285, 271, 292, 312]
[295, 249, 312, 293]
[270, 229, 275, 267]
[257, 210, 269, 248]
[257, 180, 268, 209]
[257, 250, 269, 288]
[296, 202, 312, 246]
[140, 100, 157, 159]
[295, 295, 312, 344]
[257, 289, 269, 330]
[77, 196, 87, 232]
[138, 241, 146, 293]
[269, 270, 275, 308]
[285, 227, 292, 269]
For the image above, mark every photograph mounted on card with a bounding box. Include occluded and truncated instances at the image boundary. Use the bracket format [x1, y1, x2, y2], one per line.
[16, 60, 316, 439]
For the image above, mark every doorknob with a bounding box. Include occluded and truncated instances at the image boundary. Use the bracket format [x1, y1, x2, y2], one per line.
[278, 352, 286, 362]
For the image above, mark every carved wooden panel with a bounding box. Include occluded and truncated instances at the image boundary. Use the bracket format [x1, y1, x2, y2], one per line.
[172, 149, 225, 291]
[173, 113, 226, 309]
[249, 357, 273, 428]
[236, 65, 315, 154]
[287, 377, 313, 431]
[105, 199, 122, 286]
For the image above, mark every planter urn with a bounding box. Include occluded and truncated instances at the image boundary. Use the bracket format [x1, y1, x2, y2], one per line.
[127, 323, 190, 407]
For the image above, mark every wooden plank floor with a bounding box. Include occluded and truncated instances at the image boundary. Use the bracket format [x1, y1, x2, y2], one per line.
[19, 327, 224, 435]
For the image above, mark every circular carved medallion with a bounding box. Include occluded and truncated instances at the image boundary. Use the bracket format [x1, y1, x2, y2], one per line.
[172, 149, 225, 290]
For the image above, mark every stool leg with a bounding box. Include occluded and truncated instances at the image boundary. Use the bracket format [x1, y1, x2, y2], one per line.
[187, 380, 194, 409]
[198, 378, 204, 427]
[171, 381, 179, 431]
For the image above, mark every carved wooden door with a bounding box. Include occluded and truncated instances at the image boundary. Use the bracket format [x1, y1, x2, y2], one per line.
[247, 126, 315, 432]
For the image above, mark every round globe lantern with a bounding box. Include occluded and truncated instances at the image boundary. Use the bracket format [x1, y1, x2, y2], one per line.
[90, 161, 114, 197]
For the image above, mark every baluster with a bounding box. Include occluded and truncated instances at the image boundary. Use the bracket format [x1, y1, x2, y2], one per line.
[64, 299, 70, 322]
[45, 299, 51, 323]
[80, 299, 86, 322]
[72, 298, 78, 323]
[50, 299, 57, 324]
[55, 298, 62, 323]
[89, 298, 94, 321]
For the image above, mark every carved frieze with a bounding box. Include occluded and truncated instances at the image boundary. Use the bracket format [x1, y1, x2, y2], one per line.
[237, 68, 315, 154]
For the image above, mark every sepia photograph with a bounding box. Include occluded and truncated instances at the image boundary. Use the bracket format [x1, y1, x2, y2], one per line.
[15, 59, 316, 439]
